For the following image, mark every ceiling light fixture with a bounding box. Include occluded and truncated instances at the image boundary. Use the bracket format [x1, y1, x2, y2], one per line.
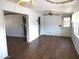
[18, 0, 32, 4]
[46, 0, 73, 4]
[17, 0, 33, 7]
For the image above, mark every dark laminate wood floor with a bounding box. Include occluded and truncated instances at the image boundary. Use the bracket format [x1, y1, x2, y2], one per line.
[7, 35, 79, 59]
[7, 36, 27, 56]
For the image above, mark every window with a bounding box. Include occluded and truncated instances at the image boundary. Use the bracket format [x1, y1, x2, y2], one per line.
[74, 22, 79, 37]
[72, 11, 79, 38]
[63, 17, 70, 27]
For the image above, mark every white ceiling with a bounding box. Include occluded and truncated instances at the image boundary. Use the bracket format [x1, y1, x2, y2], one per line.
[32, 0, 79, 14]
[7, 0, 79, 14]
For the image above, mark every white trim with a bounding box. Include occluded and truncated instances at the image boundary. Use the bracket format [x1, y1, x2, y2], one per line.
[74, 33, 79, 39]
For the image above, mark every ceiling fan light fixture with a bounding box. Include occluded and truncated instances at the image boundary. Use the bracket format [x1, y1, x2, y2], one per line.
[21, 0, 30, 2]
[17, 0, 33, 7]
[47, 0, 73, 4]
[18, 0, 32, 4]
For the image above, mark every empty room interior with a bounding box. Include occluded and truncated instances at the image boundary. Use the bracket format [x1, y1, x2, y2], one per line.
[4, 11, 28, 56]
[0, 0, 79, 59]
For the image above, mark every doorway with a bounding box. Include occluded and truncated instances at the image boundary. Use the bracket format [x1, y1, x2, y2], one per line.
[4, 11, 28, 56]
[62, 17, 71, 37]
[38, 17, 41, 35]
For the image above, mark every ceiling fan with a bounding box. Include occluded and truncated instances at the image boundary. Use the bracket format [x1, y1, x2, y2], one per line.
[43, 11, 59, 16]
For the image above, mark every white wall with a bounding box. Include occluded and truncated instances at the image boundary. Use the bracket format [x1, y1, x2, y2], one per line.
[71, 12, 79, 55]
[40, 15, 44, 35]
[2, 1, 42, 43]
[41, 15, 62, 36]
[41, 15, 71, 37]
[4, 14, 24, 37]
[71, 30, 79, 55]
[0, 0, 42, 58]
[0, 9, 8, 59]
[28, 10, 41, 42]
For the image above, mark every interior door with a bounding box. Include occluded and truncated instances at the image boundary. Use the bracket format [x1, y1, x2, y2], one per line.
[38, 17, 40, 35]
[22, 16, 27, 38]
[62, 17, 71, 37]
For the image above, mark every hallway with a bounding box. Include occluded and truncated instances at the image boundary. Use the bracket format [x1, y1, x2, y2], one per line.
[7, 36, 79, 59]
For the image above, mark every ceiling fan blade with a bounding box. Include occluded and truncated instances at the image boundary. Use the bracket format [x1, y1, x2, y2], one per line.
[43, 14, 49, 15]
[52, 14, 60, 15]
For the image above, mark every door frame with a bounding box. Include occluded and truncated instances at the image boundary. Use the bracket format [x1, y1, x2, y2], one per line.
[38, 17, 41, 35]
